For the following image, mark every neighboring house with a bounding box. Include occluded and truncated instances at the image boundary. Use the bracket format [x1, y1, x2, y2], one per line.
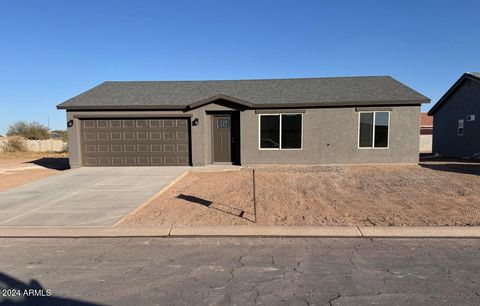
[57, 76, 429, 168]
[420, 112, 433, 153]
[428, 72, 480, 158]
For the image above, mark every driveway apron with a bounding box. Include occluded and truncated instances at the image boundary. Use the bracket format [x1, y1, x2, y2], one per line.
[0, 167, 188, 226]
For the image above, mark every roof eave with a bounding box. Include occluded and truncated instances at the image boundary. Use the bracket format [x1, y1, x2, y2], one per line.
[57, 99, 428, 111]
[57, 104, 186, 111]
[254, 99, 428, 109]
[428, 73, 480, 116]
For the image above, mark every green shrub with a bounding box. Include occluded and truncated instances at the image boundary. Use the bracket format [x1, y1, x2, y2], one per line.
[1, 136, 27, 152]
[7, 121, 49, 140]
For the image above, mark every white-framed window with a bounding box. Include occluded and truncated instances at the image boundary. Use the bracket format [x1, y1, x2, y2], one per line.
[458, 119, 464, 136]
[467, 114, 476, 122]
[259, 113, 303, 150]
[358, 111, 390, 149]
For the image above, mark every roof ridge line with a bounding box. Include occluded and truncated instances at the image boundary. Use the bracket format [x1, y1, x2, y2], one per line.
[102, 76, 391, 83]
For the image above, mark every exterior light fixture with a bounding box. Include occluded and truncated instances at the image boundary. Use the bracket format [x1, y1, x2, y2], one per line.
[192, 118, 199, 126]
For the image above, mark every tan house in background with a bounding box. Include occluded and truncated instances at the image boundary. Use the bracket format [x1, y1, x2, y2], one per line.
[420, 112, 433, 153]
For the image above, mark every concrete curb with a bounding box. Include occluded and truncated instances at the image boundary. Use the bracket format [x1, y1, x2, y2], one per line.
[1, 225, 480, 238]
[170, 226, 362, 237]
[0, 226, 172, 238]
[358, 226, 480, 238]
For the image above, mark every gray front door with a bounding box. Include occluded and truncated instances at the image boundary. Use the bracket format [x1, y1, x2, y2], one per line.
[212, 115, 231, 163]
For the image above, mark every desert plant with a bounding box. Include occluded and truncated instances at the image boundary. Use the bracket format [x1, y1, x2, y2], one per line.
[7, 121, 49, 140]
[1, 136, 27, 152]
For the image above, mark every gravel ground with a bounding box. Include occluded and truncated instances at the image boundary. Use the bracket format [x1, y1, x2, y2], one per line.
[120, 162, 480, 227]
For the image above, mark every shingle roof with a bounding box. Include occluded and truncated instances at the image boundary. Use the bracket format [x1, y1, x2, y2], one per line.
[57, 76, 429, 110]
[428, 72, 480, 116]
[467, 72, 480, 79]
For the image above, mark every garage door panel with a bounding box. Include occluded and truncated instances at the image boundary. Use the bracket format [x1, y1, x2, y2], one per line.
[83, 120, 96, 128]
[151, 144, 163, 152]
[112, 157, 124, 165]
[177, 144, 188, 152]
[164, 144, 175, 152]
[164, 157, 177, 165]
[124, 144, 136, 152]
[98, 145, 109, 153]
[97, 132, 109, 140]
[163, 132, 176, 140]
[138, 157, 150, 165]
[176, 119, 187, 127]
[176, 131, 188, 140]
[162, 120, 175, 127]
[137, 132, 149, 140]
[124, 132, 136, 140]
[150, 132, 162, 139]
[111, 120, 122, 127]
[81, 118, 190, 166]
[84, 132, 95, 140]
[111, 145, 123, 152]
[137, 144, 149, 152]
[110, 132, 122, 140]
[98, 157, 110, 165]
[97, 120, 109, 128]
[137, 120, 148, 127]
[125, 157, 137, 165]
[85, 145, 96, 153]
[84, 157, 98, 166]
[123, 120, 135, 127]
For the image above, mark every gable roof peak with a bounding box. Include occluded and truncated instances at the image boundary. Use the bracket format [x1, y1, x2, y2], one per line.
[428, 72, 480, 116]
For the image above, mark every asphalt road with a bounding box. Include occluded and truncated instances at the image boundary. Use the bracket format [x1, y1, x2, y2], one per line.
[0, 237, 479, 305]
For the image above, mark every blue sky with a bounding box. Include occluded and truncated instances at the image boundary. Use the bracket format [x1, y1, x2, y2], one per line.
[0, 0, 479, 133]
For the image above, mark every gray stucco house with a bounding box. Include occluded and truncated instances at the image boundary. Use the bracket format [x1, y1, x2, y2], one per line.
[57, 76, 429, 167]
[428, 72, 480, 158]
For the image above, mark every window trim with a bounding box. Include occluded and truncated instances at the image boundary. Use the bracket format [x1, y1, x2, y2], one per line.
[258, 113, 303, 150]
[458, 119, 464, 136]
[357, 111, 390, 150]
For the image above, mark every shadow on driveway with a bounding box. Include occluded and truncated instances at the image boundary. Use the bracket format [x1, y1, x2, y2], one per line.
[26, 158, 70, 170]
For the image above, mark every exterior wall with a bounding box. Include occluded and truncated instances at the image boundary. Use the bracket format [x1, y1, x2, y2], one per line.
[432, 80, 480, 157]
[65, 103, 421, 167]
[190, 102, 241, 165]
[66, 103, 240, 168]
[240, 105, 420, 164]
[419, 135, 432, 153]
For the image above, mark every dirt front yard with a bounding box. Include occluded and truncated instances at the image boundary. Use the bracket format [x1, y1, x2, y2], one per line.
[0, 152, 69, 191]
[119, 162, 480, 227]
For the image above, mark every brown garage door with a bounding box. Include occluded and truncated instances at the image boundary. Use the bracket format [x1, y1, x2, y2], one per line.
[80, 118, 190, 166]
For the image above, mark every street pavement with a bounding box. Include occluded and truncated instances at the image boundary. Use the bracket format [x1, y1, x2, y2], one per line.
[0, 237, 479, 305]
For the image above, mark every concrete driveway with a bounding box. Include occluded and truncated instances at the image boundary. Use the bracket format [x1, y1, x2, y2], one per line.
[0, 167, 188, 226]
